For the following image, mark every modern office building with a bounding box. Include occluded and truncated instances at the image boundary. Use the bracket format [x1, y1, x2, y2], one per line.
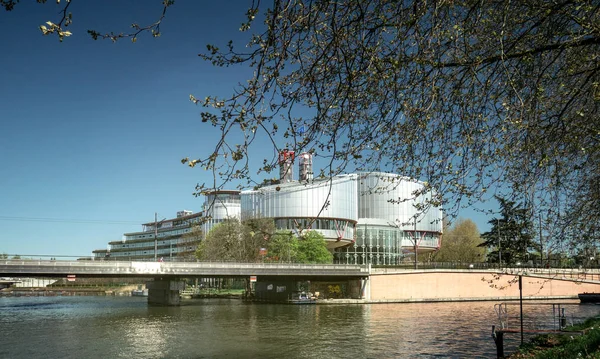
[239, 151, 443, 265]
[91, 151, 442, 266]
[92, 210, 203, 261]
[201, 190, 241, 234]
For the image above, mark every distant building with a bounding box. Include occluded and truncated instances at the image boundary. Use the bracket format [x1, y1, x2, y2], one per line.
[241, 170, 443, 266]
[201, 190, 241, 234]
[92, 210, 203, 261]
[91, 152, 443, 266]
[239, 151, 443, 265]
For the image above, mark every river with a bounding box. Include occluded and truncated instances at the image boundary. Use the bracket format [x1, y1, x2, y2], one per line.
[1, 296, 599, 358]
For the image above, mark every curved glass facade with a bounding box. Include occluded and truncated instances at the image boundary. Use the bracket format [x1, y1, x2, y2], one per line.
[202, 191, 242, 234]
[241, 174, 358, 246]
[238, 172, 443, 262]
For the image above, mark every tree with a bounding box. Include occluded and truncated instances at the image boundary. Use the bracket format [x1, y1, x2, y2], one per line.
[0, 253, 8, 259]
[6, 1, 600, 244]
[196, 218, 275, 262]
[433, 219, 485, 263]
[265, 230, 299, 262]
[196, 219, 243, 262]
[184, 0, 600, 245]
[480, 197, 540, 266]
[296, 231, 333, 264]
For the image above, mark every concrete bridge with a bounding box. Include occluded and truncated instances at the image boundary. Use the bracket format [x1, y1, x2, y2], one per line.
[0, 259, 369, 305]
[4, 260, 600, 306]
[0, 259, 368, 279]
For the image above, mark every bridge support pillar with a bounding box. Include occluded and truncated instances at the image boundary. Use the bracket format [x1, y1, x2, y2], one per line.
[147, 279, 185, 306]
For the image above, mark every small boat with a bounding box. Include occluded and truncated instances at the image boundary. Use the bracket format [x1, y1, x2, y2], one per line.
[131, 286, 148, 297]
[288, 291, 316, 305]
[578, 292, 600, 303]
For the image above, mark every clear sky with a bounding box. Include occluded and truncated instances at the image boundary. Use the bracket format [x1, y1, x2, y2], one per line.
[0, 1, 493, 259]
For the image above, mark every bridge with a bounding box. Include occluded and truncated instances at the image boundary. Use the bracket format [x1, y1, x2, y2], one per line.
[5, 260, 600, 306]
[0, 259, 369, 305]
[0, 259, 368, 278]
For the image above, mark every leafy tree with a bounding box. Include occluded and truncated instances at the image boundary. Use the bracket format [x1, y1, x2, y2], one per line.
[261, 230, 333, 263]
[0, 253, 8, 259]
[184, 0, 600, 245]
[196, 219, 243, 262]
[433, 219, 485, 263]
[7, 1, 600, 244]
[296, 231, 333, 264]
[196, 218, 275, 262]
[265, 230, 299, 263]
[480, 197, 540, 266]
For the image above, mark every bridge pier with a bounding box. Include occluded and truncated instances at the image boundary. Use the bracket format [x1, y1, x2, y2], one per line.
[147, 279, 185, 306]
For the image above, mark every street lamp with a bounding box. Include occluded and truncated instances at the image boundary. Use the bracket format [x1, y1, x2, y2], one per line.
[497, 218, 502, 268]
[154, 213, 166, 262]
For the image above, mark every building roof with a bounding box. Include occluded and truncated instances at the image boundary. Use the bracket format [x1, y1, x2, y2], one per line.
[140, 211, 203, 227]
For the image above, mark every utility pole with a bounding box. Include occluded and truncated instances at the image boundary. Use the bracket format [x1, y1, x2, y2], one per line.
[154, 212, 158, 262]
[498, 218, 502, 268]
[538, 214, 544, 267]
[414, 217, 418, 270]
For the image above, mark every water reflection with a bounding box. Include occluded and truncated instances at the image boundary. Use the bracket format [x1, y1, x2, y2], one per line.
[1, 296, 599, 358]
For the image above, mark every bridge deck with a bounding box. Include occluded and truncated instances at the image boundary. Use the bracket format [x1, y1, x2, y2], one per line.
[0, 260, 369, 279]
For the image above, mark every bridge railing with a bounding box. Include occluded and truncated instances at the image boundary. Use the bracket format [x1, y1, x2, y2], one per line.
[0, 259, 371, 277]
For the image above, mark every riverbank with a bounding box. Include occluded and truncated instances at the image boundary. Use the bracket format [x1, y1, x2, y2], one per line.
[508, 317, 600, 358]
[0, 284, 140, 297]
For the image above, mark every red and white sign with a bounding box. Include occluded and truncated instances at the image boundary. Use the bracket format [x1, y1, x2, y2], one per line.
[66, 274, 76, 282]
[250, 276, 257, 282]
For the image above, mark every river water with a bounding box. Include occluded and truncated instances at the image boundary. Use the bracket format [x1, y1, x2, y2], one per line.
[1, 296, 599, 358]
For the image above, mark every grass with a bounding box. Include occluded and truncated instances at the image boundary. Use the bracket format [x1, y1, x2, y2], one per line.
[509, 318, 600, 358]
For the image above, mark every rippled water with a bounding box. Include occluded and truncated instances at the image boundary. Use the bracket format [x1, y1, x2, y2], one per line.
[1, 296, 599, 358]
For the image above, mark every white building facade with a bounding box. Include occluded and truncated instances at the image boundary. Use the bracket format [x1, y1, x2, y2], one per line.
[235, 153, 443, 266]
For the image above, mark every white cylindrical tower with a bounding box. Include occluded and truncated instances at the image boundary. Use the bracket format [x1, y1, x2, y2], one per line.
[279, 149, 295, 183]
[298, 152, 313, 182]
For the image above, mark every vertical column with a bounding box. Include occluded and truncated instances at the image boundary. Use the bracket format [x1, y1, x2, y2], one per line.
[147, 279, 185, 306]
[361, 277, 371, 300]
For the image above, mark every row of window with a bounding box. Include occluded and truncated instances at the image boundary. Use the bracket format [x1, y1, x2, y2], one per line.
[110, 237, 195, 250]
[94, 246, 196, 258]
[125, 228, 192, 241]
[355, 228, 440, 248]
[274, 218, 354, 231]
[142, 217, 201, 233]
[334, 252, 406, 265]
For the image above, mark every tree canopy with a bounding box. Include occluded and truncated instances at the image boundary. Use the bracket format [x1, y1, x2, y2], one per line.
[296, 231, 334, 264]
[196, 218, 274, 262]
[433, 219, 485, 263]
[186, 0, 600, 241]
[266, 230, 333, 264]
[480, 197, 540, 266]
[196, 218, 332, 264]
[5, 1, 600, 243]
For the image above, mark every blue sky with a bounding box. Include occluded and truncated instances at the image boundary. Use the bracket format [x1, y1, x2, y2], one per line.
[0, 1, 493, 259]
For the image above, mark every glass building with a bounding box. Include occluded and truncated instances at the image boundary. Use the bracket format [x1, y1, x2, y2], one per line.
[202, 190, 242, 234]
[240, 170, 443, 265]
[92, 210, 203, 261]
[91, 156, 442, 266]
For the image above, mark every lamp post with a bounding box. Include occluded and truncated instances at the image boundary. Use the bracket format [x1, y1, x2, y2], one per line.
[154, 213, 166, 262]
[497, 218, 502, 268]
[154, 212, 158, 261]
[414, 217, 418, 270]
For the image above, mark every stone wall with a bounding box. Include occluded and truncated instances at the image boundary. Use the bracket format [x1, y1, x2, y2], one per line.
[369, 270, 600, 302]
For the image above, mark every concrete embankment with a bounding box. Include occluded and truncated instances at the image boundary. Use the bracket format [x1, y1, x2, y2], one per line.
[368, 269, 600, 302]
